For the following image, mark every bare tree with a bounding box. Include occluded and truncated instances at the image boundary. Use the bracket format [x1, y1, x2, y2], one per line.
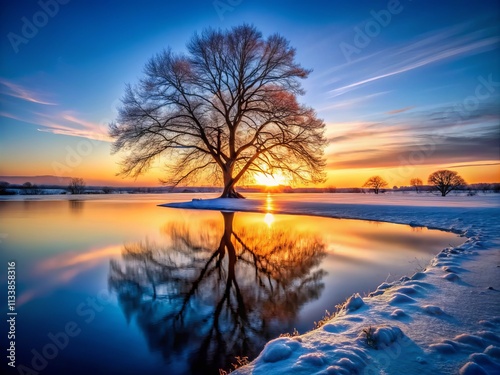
[410, 178, 423, 193]
[362, 176, 388, 194]
[428, 170, 466, 196]
[481, 183, 490, 194]
[109, 25, 327, 198]
[67, 177, 86, 194]
[101, 186, 114, 194]
[22, 182, 42, 195]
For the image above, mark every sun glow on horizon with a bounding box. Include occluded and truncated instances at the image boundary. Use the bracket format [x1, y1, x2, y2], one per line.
[264, 193, 274, 227]
[253, 172, 288, 186]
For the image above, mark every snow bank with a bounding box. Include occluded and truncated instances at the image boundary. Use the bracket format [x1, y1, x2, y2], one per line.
[162, 194, 500, 374]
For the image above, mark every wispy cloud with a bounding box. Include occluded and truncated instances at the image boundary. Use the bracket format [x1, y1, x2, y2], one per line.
[446, 162, 500, 169]
[386, 106, 415, 115]
[0, 79, 111, 142]
[328, 130, 500, 169]
[37, 112, 112, 142]
[0, 111, 28, 122]
[326, 103, 500, 169]
[319, 91, 390, 112]
[0, 78, 57, 105]
[17, 244, 121, 307]
[328, 24, 500, 97]
[0, 110, 112, 142]
[313, 51, 383, 85]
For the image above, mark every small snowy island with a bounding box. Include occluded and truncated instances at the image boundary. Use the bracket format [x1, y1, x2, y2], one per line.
[163, 193, 500, 375]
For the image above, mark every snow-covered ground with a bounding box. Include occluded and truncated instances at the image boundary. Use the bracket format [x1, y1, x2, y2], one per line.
[163, 194, 500, 375]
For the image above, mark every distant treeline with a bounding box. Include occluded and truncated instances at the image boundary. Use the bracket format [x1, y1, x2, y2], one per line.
[0, 181, 223, 195]
[267, 183, 500, 194]
[1, 181, 499, 196]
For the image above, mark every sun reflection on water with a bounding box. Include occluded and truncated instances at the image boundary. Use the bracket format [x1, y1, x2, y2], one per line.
[266, 192, 273, 211]
[264, 193, 274, 226]
[264, 213, 275, 227]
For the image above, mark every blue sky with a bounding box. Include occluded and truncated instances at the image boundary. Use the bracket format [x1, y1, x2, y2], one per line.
[0, 0, 499, 187]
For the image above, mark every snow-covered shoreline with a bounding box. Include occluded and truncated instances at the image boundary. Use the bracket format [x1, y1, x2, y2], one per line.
[162, 195, 500, 374]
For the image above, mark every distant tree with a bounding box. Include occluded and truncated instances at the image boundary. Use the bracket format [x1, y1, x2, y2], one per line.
[22, 182, 32, 195]
[102, 186, 113, 194]
[362, 176, 388, 194]
[109, 24, 327, 198]
[68, 178, 86, 194]
[410, 178, 423, 193]
[428, 170, 466, 197]
[466, 188, 477, 196]
[325, 185, 336, 193]
[22, 182, 41, 195]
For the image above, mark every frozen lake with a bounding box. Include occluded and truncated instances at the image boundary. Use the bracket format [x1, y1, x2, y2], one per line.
[0, 194, 464, 375]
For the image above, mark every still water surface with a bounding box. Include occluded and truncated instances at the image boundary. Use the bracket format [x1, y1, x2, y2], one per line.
[0, 194, 464, 375]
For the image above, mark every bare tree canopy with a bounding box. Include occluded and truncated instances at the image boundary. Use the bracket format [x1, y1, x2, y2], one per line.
[428, 170, 466, 196]
[410, 178, 423, 193]
[22, 182, 42, 195]
[67, 177, 85, 194]
[362, 175, 388, 194]
[109, 24, 327, 198]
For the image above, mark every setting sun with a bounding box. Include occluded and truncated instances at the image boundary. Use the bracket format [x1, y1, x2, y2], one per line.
[253, 172, 287, 186]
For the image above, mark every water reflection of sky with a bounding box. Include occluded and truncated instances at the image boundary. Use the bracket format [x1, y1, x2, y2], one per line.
[0, 196, 464, 375]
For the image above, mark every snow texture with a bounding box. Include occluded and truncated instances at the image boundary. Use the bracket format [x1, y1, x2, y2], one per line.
[162, 193, 500, 374]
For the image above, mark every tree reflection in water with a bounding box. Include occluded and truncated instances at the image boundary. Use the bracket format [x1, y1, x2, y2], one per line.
[108, 211, 326, 374]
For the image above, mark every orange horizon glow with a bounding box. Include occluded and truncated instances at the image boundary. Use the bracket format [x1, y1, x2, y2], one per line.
[1, 162, 499, 188]
[1, 139, 498, 188]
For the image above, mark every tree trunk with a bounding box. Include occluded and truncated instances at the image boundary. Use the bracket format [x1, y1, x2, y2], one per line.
[220, 170, 245, 198]
[220, 211, 247, 319]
